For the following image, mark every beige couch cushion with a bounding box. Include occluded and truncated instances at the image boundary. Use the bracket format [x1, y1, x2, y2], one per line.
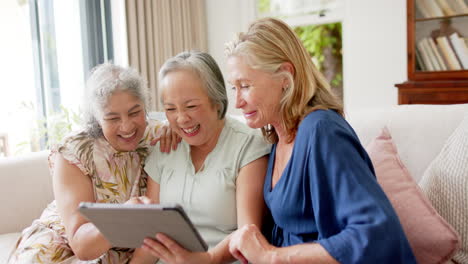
[367, 127, 460, 263]
[420, 115, 468, 263]
[0, 232, 20, 263]
[0, 151, 52, 234]
[347, 104, 468, 182]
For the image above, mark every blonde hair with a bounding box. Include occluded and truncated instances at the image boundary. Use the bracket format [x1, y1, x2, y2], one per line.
[225, 17, 343, 143]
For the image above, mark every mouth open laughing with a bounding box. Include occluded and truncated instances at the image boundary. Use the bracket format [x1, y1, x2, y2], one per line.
[181, 124, 200, 137]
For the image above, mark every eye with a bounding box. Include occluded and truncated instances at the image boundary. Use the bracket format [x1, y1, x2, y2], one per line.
[240, 84, 250, 89]
[165, 108, 176, 112]
[130, 110, 141, 116]
[187, 105, 198, 109]
[230, 86, 236, 91]
[104, 117, 120, 122]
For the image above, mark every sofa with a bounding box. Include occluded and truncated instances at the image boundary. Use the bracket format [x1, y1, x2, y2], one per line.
[1, 103, 467, 263]
[0, 150, 51, 262]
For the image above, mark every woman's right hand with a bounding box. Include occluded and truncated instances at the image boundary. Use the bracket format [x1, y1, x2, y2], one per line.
[151, 124, 181, 153]
[228, 224, 277, 264]
[142, 233, 213, 264]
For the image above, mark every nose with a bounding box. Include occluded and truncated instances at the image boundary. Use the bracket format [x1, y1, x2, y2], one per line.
[235, 89, 246, 109]
[120, 117, 135, 133]
[176, 111, 190, 124]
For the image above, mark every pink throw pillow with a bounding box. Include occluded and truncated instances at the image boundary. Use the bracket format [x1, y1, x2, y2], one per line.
[366, 127, 460, 264]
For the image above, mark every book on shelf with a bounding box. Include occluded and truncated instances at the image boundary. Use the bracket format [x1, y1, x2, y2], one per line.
[415, 0, 448, 18]
[449, 32, 468, 69]
[414, 0, 465, 18]
[417, 38, 435, 71]
[427, 37, 448, 70]
[435, 38, 451, 69]
[415, 48, 427, 71]
[436, 0, 456, 16]
[424, 0, 445, 17]
[436, 36, 462, 70]
[415, 0, 431, 18]
[454, 0, 468, 14]
[446, 0, 468, 15]
[446, 33, 465, 67]
[422, 37, 442, 70]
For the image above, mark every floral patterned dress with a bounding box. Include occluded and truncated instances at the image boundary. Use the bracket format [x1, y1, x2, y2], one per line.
[8, 122, 162, 264]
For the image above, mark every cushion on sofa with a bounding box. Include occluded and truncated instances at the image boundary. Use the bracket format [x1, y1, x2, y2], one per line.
[348, 104, 468, 182]
[0, 151, 52, 235]
[366, 127, 460, 264]
[419, 115, 468, 263]
[0, 232, 20, 264]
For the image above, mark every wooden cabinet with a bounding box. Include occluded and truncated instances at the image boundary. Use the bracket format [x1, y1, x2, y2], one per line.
[395, 0, 468, 104]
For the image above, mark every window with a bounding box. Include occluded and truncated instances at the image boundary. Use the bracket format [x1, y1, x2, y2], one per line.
[0, 0, 112, 157]
[0, 0, 38, 156]
[256, 0, 344, 100]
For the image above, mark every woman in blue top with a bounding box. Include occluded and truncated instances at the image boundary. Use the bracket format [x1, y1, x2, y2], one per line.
[225, 17, 417, 264]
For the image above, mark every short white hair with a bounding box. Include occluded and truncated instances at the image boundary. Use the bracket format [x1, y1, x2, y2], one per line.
[83, 62, 148, 138]
[158, 51, 227, 119]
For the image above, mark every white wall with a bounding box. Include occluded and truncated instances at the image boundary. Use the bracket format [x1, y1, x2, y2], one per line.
[343, 0, 407, 111]
[206, 0, 408, 113]
[205, 0, 256, 115]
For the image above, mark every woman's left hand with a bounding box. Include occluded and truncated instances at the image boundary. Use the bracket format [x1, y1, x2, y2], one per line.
[124, 196, 154, 205]
[142, 233, 212, 264]
[229, 224, 277, 264]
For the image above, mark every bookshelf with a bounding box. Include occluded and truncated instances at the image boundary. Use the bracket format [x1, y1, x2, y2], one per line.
[395, 0, 468, 104]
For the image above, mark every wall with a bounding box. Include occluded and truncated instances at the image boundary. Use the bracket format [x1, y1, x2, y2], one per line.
[205, 0, 256, 115]
[206, 0, 408, 114]
[343, 0, 407, 111]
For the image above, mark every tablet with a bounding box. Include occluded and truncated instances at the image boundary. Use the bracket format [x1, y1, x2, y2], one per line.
[78, 202, 208, 251]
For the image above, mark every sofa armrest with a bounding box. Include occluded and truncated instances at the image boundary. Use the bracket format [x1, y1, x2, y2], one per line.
[0, 151, 53, 234]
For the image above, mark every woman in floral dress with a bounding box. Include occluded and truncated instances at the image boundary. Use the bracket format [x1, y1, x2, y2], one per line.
[8, 63, 174, 264]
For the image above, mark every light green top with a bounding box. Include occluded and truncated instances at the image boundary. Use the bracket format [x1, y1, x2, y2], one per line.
[145, 116, 271, 248]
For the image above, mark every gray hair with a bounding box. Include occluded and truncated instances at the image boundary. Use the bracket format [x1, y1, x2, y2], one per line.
[83, 62, 148, 138]
[158, 51, 227, 119]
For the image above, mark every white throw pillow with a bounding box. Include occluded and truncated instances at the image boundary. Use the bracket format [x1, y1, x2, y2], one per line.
[419, 114, 468, 263]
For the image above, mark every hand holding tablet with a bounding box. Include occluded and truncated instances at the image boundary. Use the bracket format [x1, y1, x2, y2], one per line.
[78, 202, 208, 251]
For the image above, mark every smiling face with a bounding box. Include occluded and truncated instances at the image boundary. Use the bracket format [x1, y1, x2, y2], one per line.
[161, 69, 224, 149]
[100, 91, 147, 152]
[227, 56, 284, 129]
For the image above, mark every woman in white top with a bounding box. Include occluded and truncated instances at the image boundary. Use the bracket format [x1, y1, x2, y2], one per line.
[139, 51, 271, 264]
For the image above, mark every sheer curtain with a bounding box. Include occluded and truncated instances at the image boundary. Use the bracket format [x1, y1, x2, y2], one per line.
[126, 0, 207, 111]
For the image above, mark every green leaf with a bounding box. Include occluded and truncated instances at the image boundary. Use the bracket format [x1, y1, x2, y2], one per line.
[294, 22, 343, 88]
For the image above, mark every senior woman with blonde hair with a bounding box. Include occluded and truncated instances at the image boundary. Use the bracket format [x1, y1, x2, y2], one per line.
[8, 63, 176, 263]
[225, 18, 417, 264]
[137, 51, 271, 264]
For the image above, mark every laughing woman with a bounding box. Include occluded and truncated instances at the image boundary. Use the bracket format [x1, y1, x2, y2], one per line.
[8, 63, 176, 264]
[225, 18, 417, 264]
[140, 51, 271, 264]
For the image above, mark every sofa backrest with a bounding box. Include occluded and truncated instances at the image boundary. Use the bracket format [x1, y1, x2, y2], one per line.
[0, 150, 52, 234]
[346, 104, 468, 182]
